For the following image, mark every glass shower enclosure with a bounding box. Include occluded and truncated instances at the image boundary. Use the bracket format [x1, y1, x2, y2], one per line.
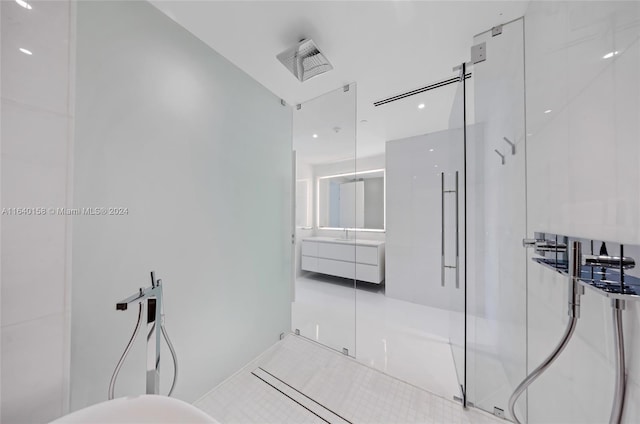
[289, 17, 527, 418]
[378, 69, 469, 403]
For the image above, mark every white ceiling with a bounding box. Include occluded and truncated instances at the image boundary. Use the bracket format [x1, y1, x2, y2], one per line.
[151, 1, 529, 162]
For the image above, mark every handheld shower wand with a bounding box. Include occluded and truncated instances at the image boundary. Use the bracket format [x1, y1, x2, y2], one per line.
[108, 271, 178, 400]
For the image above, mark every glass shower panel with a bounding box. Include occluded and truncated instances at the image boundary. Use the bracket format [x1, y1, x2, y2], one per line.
[355, 76, 466, 401]
[291, 84, 357, 356]
[71, 0, 294, 409]
[465, 18, 527, 418]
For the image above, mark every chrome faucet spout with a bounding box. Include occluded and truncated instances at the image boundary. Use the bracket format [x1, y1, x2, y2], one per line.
[116, 283, 162, 311]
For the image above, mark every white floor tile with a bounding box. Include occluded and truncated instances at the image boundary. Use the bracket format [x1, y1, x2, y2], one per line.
[291, 274, 515, 416]
[292, 275, 460, 400]
[196, 335, 506, 424]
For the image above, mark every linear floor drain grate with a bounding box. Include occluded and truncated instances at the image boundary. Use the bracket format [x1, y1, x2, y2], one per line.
[251, 367, 352, 424]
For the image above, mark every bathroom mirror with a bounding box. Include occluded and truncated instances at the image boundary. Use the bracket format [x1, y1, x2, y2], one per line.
[317, 169, 385, 230]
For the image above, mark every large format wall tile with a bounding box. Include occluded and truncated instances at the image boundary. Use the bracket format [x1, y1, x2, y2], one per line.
[1, 0, 70, 114]
[1, 1, 73, 423]
[525, 1, 640, 423]
[1, 101, 70, 326]
[1, 314, 65, 424]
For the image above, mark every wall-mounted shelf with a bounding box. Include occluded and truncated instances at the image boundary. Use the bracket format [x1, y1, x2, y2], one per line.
[532, 257, 640, 301]
[529, 232, 640, 302]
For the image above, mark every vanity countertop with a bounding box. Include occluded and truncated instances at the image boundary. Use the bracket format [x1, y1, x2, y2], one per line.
[302, 236, 385, 247]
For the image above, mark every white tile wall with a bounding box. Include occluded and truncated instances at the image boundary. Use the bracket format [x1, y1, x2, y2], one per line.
[1, 315, 66, 424]
[1, 101, 69, 327]
[1, 1, 73, 423]
[1, 1, 71, 115]
[525, 2, 640, 423]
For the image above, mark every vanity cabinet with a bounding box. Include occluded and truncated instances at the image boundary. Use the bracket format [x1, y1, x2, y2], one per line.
[301, 237, 385, 284]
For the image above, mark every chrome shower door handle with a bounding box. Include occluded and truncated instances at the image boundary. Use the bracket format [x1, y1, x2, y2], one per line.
[454, 171, 459, 289]
[441, 172, 445, 287]
[441, 171, 460, 288]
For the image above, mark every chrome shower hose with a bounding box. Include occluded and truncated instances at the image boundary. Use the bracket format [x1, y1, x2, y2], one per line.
[108, 302, 178, 399]
[508, 316, 578, 424]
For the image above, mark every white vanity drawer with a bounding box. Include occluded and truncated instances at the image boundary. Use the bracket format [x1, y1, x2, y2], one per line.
[301, 256, 318, 272]
[318, 242, 355, 262]
[356, 263, 381, 283]
[318, 258, 355, 280]
[355, 246, 378, 265]
[301, 238, 385, 283]
[301, 241, 318, 257]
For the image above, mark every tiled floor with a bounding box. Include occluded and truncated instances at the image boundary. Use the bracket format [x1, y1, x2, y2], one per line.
[292, 274, 461, 400]
[195, 335, 506, 424]
[291, 274, 514, 415]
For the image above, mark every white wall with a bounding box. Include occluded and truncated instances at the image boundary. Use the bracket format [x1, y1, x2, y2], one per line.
[71, 0, 292, 411]
[525, 2, 640, 423]
[1, 1, 74, 423]
[385, 129, 464, 310]
[364, 177, 384, 229]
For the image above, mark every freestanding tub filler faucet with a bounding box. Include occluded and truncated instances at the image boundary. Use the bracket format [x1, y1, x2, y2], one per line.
[109, 271, 178, 400]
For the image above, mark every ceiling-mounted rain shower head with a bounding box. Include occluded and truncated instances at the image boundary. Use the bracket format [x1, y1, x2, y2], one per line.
[276, 39, 333, 82]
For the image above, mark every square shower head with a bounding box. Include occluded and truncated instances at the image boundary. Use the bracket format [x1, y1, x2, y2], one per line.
[276, 39, 333, 82]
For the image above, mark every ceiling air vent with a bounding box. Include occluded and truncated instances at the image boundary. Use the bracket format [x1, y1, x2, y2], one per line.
[276, 39, 333, 82]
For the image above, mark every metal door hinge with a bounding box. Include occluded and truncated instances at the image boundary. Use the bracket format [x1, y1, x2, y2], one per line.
[492, 24, 503, 37]
[471, 42, 486, 64]
[453, 395, 474, 407]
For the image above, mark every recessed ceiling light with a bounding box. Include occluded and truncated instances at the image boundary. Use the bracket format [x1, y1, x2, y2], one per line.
[434, 165, 438, 168]
[312, 134, 318, 138]
[418, 103, 425, 109]
[19, 48, 32, 55]
[16, 0, 32, 9]
[544, 109, 552, 114]
[603, 51, 619, 59]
